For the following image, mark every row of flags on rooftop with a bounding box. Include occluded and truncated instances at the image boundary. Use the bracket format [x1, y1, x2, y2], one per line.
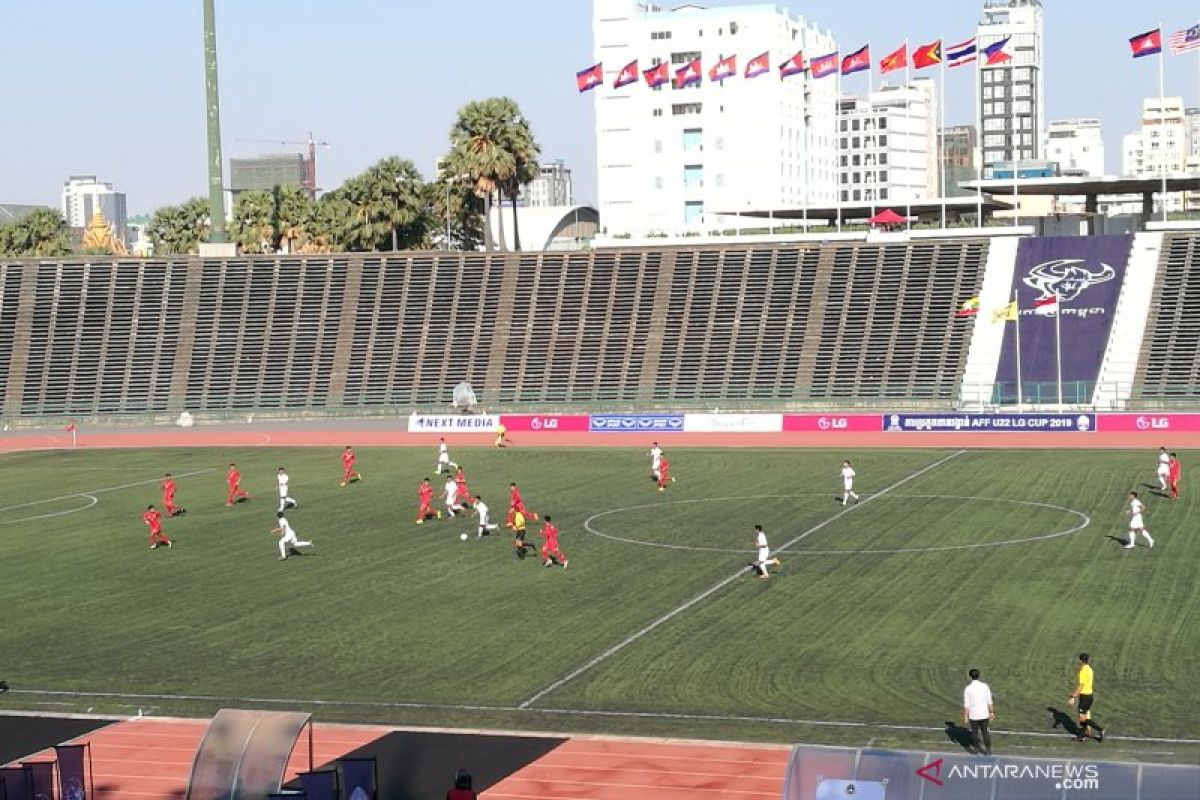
[577, 23, 1200, 92]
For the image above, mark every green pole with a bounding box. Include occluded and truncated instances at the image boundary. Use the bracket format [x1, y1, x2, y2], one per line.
[202, 0, 227, 242]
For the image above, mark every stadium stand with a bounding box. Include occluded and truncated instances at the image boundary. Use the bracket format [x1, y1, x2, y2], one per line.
[1131, 232, 1200, 403]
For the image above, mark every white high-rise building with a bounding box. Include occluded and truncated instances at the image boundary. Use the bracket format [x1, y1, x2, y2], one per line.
[1122, 97, 1189, 178]
[524, 160, 574, 207]
[61, 175, 128, 243]
[1186, 107, 1200, 160]
[592, 0, 838, 237]
[838, 79, 938, 204]
[977, 0, 1045, 178]
[1044, 119, 1104, 177]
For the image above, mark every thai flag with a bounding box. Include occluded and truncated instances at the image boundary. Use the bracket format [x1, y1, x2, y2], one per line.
[674, 57, 702, 88]
[947, 37, 977, 67]
[1034, 295, 1059, 316]
[576, 63, 603, 93]
[982, 37, 1012, 66]
[708, 55, 737, 82]
[1129, 28, 1163, 58]
[642, 61, 669, 88]
[613, 59, 639, 89]
[745, 51, 770, 79]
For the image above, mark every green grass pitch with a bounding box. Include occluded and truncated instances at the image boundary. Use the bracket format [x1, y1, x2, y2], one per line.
[0, 445, 1197, 763]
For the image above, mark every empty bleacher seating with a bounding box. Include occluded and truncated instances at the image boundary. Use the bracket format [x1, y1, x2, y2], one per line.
[1132, 233, 1200, 400]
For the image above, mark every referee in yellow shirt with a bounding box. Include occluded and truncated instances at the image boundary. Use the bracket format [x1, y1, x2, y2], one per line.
[1068, 652, 1105, 743]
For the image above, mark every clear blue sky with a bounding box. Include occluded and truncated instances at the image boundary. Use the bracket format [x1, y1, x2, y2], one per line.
[2, 1, 1198, 214]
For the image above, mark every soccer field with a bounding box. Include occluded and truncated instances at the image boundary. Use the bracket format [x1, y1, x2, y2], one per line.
[1, 445, 1197, 763]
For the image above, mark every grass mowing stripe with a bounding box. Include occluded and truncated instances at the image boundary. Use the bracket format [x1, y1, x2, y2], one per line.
[10, 687, 1199, 746]
[517, 449, 967, 710]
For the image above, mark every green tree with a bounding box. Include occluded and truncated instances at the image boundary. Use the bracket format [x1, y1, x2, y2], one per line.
[338, 157, 427, 251]
[498, 113, 541, 251]
[230, 190, 275, 253]
[447, 98, 528, 251]
[430, 166, 485, 251]
[272, 184, 312, 253]
[0, 209, 72, 257]
[303, 194, 351, 253]
[148, 198, 210, 255]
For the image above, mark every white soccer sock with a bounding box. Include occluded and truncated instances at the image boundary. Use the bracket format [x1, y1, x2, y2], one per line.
[278, 539, 288, 558]
[296, 539, 311, 548]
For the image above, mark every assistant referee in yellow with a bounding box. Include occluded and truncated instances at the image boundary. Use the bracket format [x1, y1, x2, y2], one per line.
[1068, 652, 1105, 743]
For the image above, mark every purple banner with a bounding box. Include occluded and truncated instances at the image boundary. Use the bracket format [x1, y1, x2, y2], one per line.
[338, 758, 376, 800]
[994, 235, 1131, 403]
[300, 769, 338, 800]
[1, 766, 31, 800]
[23, 761, 55, 800]
[56, 745, 89, 800]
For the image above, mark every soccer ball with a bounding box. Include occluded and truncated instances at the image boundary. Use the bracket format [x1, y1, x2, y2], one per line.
[459, 533, 468, 541]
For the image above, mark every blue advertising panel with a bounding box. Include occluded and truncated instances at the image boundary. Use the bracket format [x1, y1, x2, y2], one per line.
[589, 414, 686, 433]
[882, 413, 1096, 432]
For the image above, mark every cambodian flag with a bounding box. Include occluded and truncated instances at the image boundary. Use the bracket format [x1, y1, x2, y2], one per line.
[841, 44, 870, 75]
[745, 51, 770, 79]
[643, 61, 669, 88]
[708, 55, 737, 82]
[809, 51, 838, 79]
[576, 63, 603, 92]
[1129, 28, 1162, 58]
[674, 57, 702, 88]
[779, 50, 806, 78]
[613, 59, 639, 88]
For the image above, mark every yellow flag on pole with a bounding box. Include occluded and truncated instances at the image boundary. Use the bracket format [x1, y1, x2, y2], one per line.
[992, 301, 1017, 323]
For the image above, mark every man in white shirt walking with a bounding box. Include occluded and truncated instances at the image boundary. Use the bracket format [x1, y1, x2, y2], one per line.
[1125, 490, 1154, 549]
[749, 524, 781, 580]
[436, 438, 457, 475]
[840, 460, 860, 506]
[1156, 447, 1170, 493]
[649, 442, 663, 483]
[963, 668, 994, 756]
[444, 476, 463, 517]
[276, 467, 297, 512]
[272, 512, 312, 561]
[472, 495, 499, 537]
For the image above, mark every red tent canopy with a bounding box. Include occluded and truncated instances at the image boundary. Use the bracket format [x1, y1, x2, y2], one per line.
[868, 208, 907, 226]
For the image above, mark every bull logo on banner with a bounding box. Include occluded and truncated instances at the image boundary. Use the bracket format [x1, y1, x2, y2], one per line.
[1023, 258, 1116, 303]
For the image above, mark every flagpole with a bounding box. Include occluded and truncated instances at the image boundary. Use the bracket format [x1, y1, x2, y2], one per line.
[1010, 59, 1019, 229]
[868, 41, 876, 223]
[974, 42, 983, 227]
[837, 65, 843, 233]
[1055, 298, 1064, 412]
[939, 36, 947, 229]
[905, 38, 912, 231]
[1014, 290, 1023, 412]
[1159, 22, 1168, 222]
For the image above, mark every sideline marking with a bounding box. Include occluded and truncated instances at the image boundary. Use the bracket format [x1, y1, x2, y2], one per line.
[0, 468, 216, 514]
[583, 494, 1091, 555]
[7, 687, 1199, 746]
[518, 450, 968, 709]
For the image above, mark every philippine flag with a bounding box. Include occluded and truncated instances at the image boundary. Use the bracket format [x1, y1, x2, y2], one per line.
[642, 61, 669, 88]
[613, 59, 639, 89]
[809, 51, 838, 79]
[1129, 28, 1162, 58]
[982, 37, 1012, 66]
[576, 63, 603, 93]
[709, 55, 737, 82]
[779, 50, 806, 79]
[745, 51, 770, 79]
[1033, 295, 1059, 316]
[674, 57, 702, 88]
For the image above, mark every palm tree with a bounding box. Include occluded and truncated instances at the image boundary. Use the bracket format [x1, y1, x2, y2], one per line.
[447, 98, 524, 251]
[501, 116, 541, 251]
[148, 198, 210, 255]
[338, 158, 427, 251]
[272, 185, 312, 253]
[7, 209, 72, 256]
[230, 190, 275, 253]
[304, 194, 350, 253]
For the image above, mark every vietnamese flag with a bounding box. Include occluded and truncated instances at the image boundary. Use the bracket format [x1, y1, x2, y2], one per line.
[913, 40, 942, 69]
[1129, 28, 1162, 57]
[643, 61, 669, 88]
[879, 44, 906, 74]
[613, 59, 639, 88]
[576, 63, 603, 92]
[841, 44, 870, 75]
[709, 55, 737, 82]
[745, 51, 770, 79]
[809, 51, 838, 79]
[779, 50, 806, 78]
[674, 57, 702, 88]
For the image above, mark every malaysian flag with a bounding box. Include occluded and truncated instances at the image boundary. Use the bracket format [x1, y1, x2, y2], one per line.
[1169, 24, 1200, 54]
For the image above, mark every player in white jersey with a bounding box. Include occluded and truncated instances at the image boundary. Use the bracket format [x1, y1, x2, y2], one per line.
[436, 438, 457, 475]
[276, 467, 297, 512]
[272, 513, 312, 561]
[749, 524, 781, 579]
[649, 442, 663, 482]
[444, 477, 463, 517]
[472, 495, 499, 537]
[840, 460, 860, 506]
[1156, 447, 1170, 493]
[1124, 491, 1154, 550]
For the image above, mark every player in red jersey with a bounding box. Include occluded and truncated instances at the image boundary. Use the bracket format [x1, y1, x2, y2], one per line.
[339, 445, 362, 487]
[454, 467, 473, 509]
[657, 455, 672, 491]
[539, 515, 568, 569]
[225, 463, 251, 506]
[142, 505, 171, 549]
[416, 478, 440, 524]
[161, 473, 185, 517]
[505, 482, 537, 528]
[1169, 453, 1181, 500]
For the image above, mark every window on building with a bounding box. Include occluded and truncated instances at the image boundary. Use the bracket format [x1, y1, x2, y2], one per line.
[984, 86, 994, 100]
[840, 119, 848, 132]
[864, 189, 875, 201]
[852, 189, 861, 201]
[1016, 67, 1032, 81]
[682, 128, 702, 150]
[1014, 83, 1031, 98]
[853, 172, 861, 183]
[684, 201, 704, 224]
[841, 190, 850, 201]
[715, 137, 724, 150]
[841, 137, 849, 148]
[841, 173, 849, 184]
[730, 22, 738, 34]
[652, 108, 663, 117]
[840, 155, 848, 167]
[879, 135, 887, 146]
[654, 140, 663, 153]
[683, 164, 704, 187]
[878, 117, 887, 129]
[880, 153, 888, 165]
[651, 30, 673, 40]
[852, 119, 861, 131]
[715, 174, 725, 187]
[879, 170, 888, 183]
[852, 137, 860, 148]
[671, 51, 702, 65]
[672, 103, 702, 115]
[984, 118, 1005, 132]
[880, 188, 889, 200]
[852, 155, 861, 166]
[984, 134, 1005, 147]
[1014, 100, 1032, 114]
[654, 176, 664, 190]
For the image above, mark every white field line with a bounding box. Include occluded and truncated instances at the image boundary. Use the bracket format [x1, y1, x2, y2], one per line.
[0, 468, 217, 513]
[518, 450, 968, 709]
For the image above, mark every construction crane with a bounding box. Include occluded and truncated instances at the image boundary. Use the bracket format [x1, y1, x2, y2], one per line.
[234, 132, 331, 198]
